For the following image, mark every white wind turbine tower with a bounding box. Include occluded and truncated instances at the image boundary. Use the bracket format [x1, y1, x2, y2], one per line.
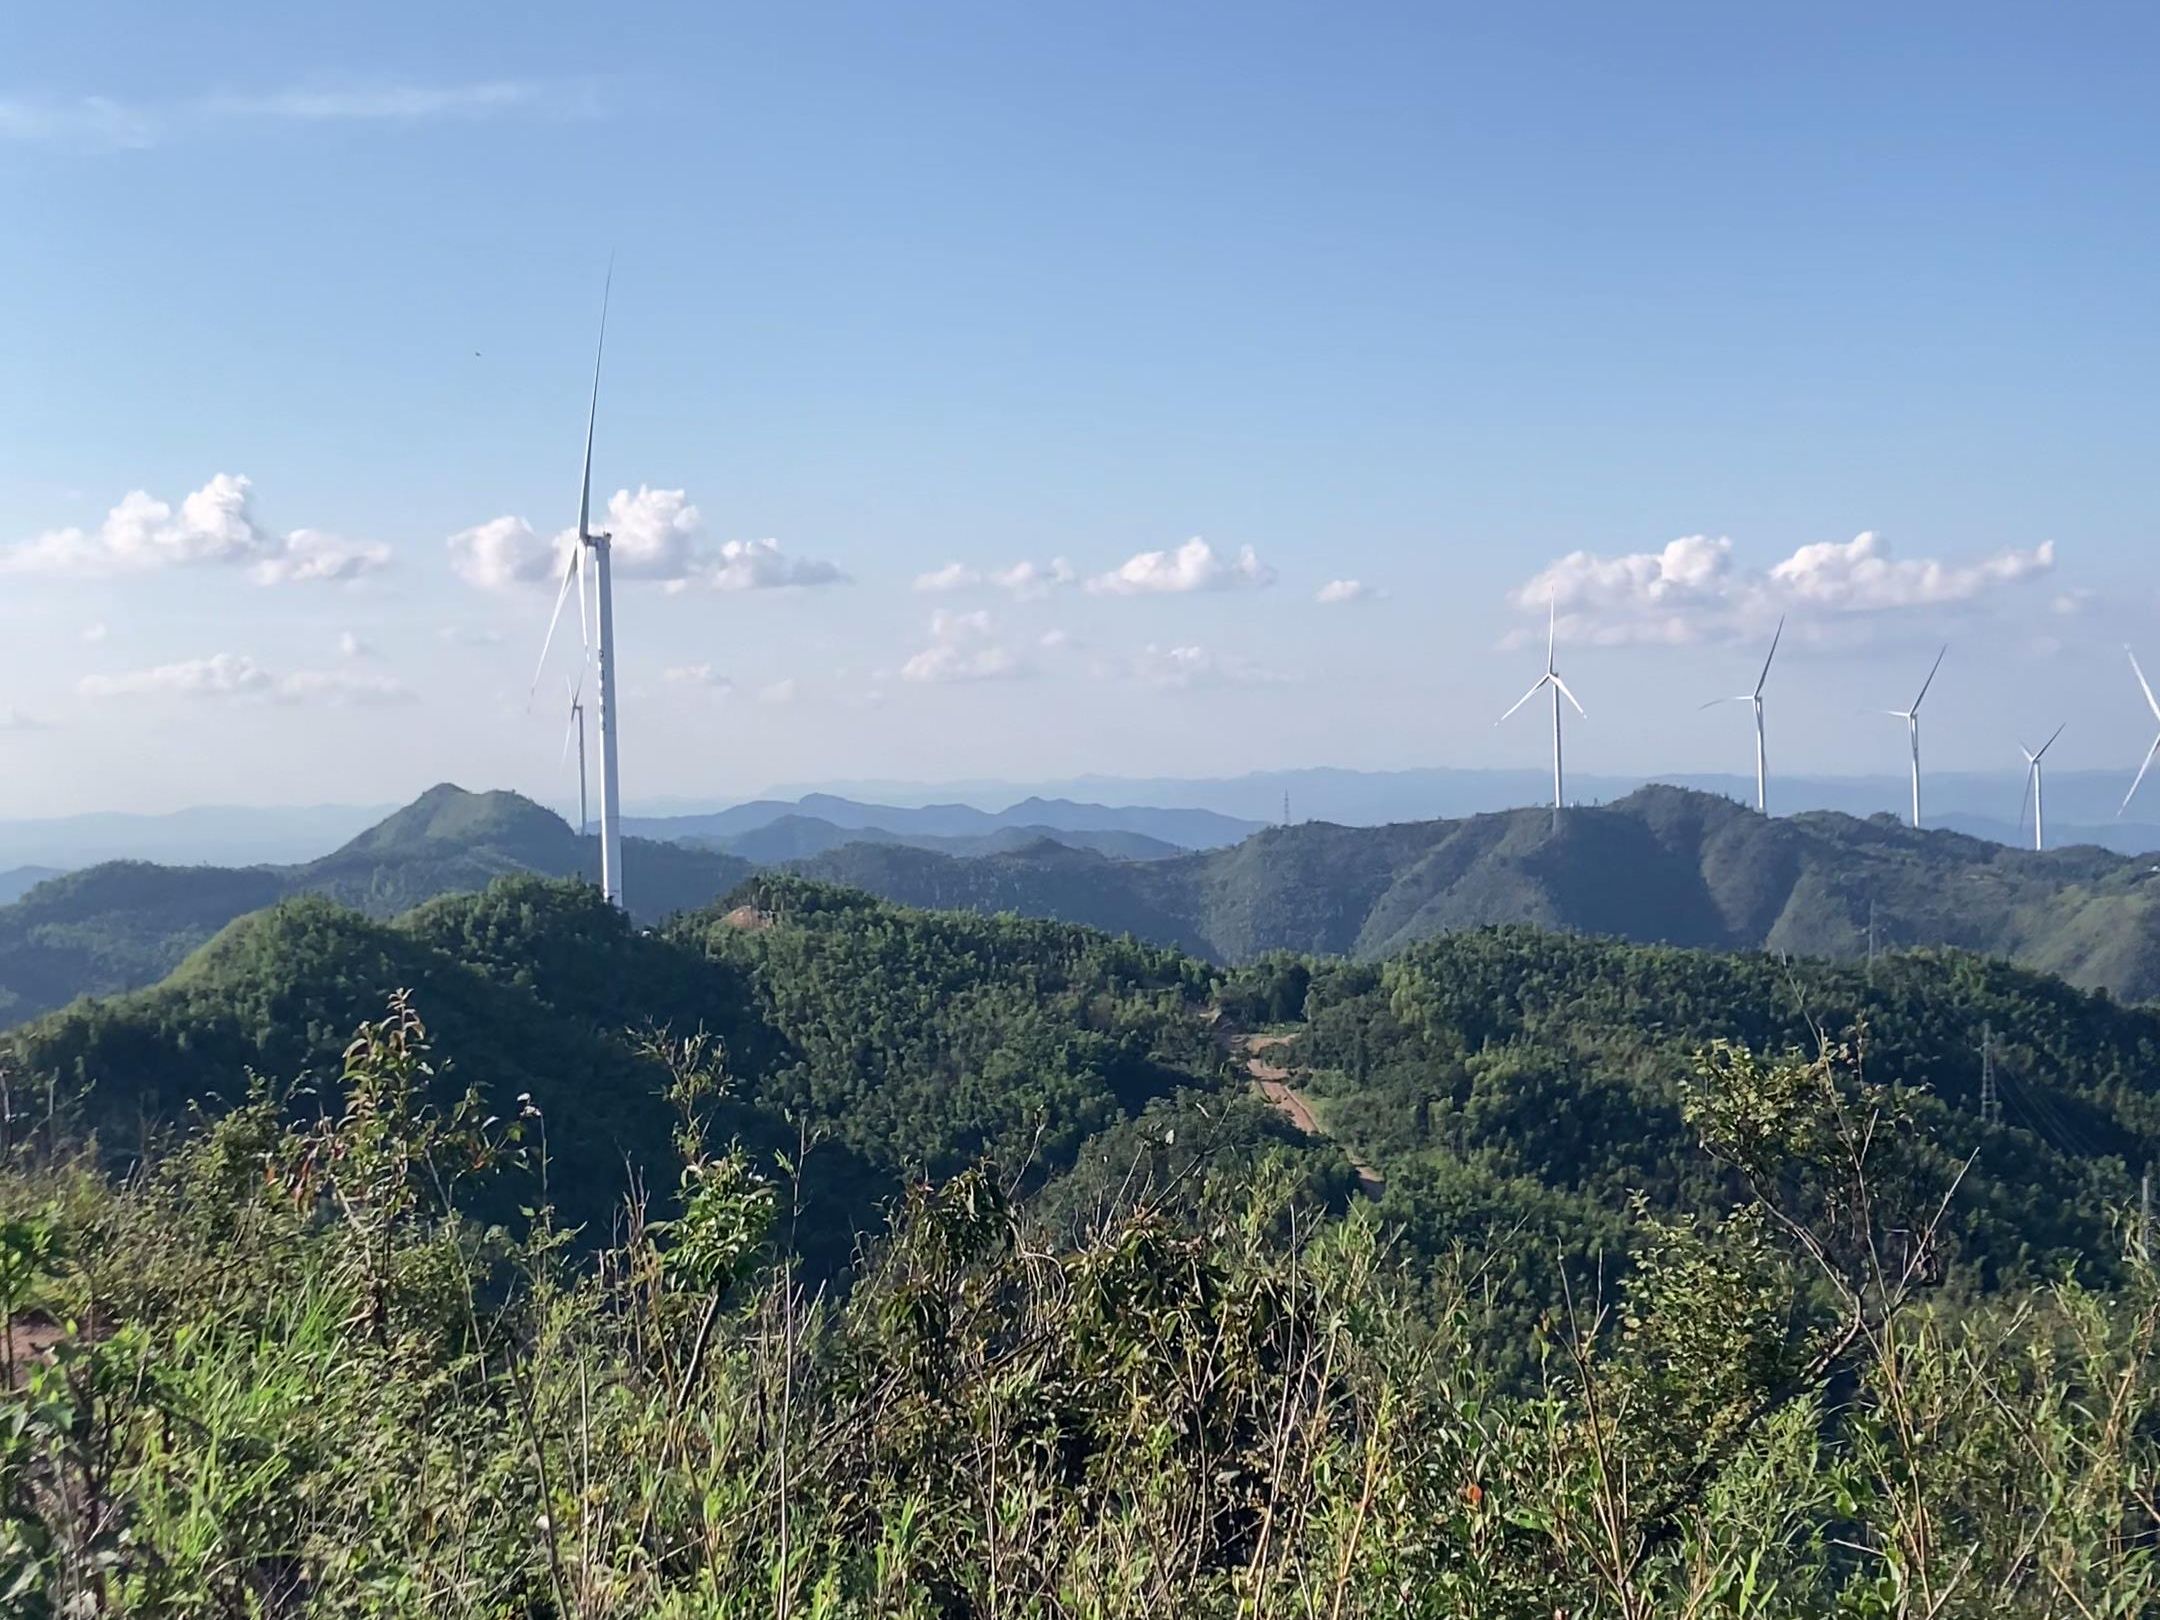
[1701, 614, 1784, 813]
[533, 272, 625, 906]
[563, 675, 589, 838]
[2121, 647, 2160, 818]
[1882, 645, 1947, 829]
[1498, 592, 1585, 827]
[2017, 723, 2065, 852]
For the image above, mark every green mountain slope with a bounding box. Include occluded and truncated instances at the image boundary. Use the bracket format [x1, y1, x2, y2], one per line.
[0, 786, 750, 1028]
[795, 783, 2160, 999]
[10, 870, 2160, 1300]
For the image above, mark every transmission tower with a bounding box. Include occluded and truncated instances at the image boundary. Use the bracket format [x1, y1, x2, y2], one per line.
[1979, 1021, 2001, 1127]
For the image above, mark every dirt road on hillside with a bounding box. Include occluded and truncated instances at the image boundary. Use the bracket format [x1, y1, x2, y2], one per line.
[1225, 1030, 1385, 1199]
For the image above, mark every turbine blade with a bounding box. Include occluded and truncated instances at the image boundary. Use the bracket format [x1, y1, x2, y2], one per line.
[530, 541, 581, 701]
[577, 259, 614, 542]
[1545, 591, 1557, 674]
[2130, 647, 2160, 723]
[2122, 733, 2160, 817]
[576, 535, 590, 655]
[1552, 675, 1587, 718]
[1754, 614, 1784, 698]
[1498, 674, 1550, 723]
[2036, 721, 2066, 759]
[1910, 643, 1947, 712]
[2018, 760, 2036, 833]
[561, 685, 581, 767]
[1698, 695, 1749, 710]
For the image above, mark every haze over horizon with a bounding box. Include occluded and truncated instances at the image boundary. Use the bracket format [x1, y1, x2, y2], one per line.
[4, 4, 2157, 819]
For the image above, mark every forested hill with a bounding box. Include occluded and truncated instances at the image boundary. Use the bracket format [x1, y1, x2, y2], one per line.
[10, 871, 2160, 1296]
[0, 786, 748, 1027]
[795, 783, 2160, 1000]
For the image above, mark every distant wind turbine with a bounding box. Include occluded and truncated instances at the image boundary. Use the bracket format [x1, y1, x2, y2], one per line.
[2017, 722, 2065, 852]
[563, 674, 590, 838]
[1498, 593, 1585, 828]
[2122, 647, 2160, 818]
[1701, 614, 1783, 813]
[532, 267, 625, 905]
[1882, 645, 1947, 829]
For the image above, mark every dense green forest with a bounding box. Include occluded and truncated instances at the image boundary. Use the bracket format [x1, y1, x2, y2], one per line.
[10, 873, 2160, 1315]
[4, 971, 2156, 1614]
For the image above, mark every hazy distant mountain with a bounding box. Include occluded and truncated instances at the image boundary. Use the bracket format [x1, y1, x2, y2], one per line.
[792, 784, 2160, 1001]
[690, 815, 1185, 864]
[625, 794, 1260, 850]
[767, 768, 2160, 853]
[0, 866, 64, 905]
[0, 786, 749, 1028]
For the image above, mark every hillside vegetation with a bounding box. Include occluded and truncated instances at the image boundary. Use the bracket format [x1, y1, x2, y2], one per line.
[4, 906, 2158, 1613]
[798, 783, 2160, 998]
[10, 873, 2160, 1311]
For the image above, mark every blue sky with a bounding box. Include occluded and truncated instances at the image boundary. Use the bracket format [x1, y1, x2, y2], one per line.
[2, 3, 2156, 815]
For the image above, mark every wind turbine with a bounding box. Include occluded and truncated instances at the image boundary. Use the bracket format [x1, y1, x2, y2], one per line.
[2017, 723, 2065, 852]
[1882, 645, 1946, 829]
[2122, 647, 2160, 818]
[1498, 593, 1585, 827]
[533, 269, 625, 906]
[563, 675, 589, 838]
[1701, 614, 1783, 813]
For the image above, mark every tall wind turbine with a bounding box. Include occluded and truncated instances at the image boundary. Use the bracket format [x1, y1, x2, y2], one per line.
[2122, 647, 2160, 818]
[1701, 614, 1783, 813]
[1882, 645, 1946, 829]
[2017, 723, 2065, 852]
[534, 271, 624, 906]
[1498, 593, 1585, 827]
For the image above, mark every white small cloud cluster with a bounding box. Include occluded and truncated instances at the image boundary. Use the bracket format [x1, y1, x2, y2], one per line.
[449, 487, 846, 594]
[1511, 531, 2058, 646]
[3, 475, 388, 585]
[1130, 643, 1285, 690]
[901, 610, 1023, 684]
[78, 653, 413, 706]
[1088, 538, 1274, 596]
[663, 663, 732, 690]
[914, 557, 1077, 599]
[1315, 579, 1380, 605]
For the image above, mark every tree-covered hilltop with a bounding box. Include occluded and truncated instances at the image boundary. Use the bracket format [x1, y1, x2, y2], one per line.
[0, 785, 750, 1027]
[9, 872, 2160, 1306]
[1234, 928, 2160, 1300]
[796, 782, 2160, 998]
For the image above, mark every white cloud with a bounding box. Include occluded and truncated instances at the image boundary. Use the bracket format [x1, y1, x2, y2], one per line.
[914, 557, 1074, 598]
[1509, 531, 2058, 646]
[1316, 579, 1381, 605]
[338, 631, 372, 659]
[438, 623, 505, 647]
[1768, 531, 2055, 612]
[699, 536, 847, 593]
[758, 678, 798, 705]
[453, 490, 845, 594]
[663, 663, 731, 690]
[0, 706, 48, 732]
[914, 562, 980, 592]
[448, 515, 559, 591]
[4, 475, 388, 585]
[81, 622, 108, 644]
[1, 80, 581, 152]
[1089, 537, 1275, 596]
[1130, 643, 1286, 689]
[901, 610, 1024, 684]
[1039, 628, 1073, 650]
[252, 530, 391, 585]
[78, 653, 412, 705]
